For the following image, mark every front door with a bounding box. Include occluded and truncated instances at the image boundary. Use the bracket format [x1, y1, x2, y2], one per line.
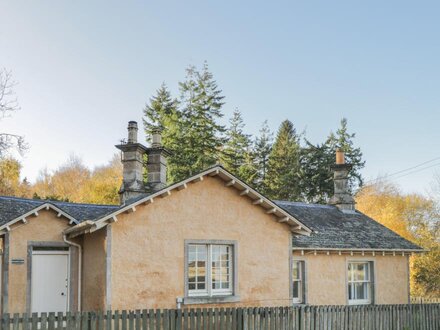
[31, 250, 69, 313]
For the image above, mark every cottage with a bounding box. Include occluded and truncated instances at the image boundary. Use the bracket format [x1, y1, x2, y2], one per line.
[0, 121, 423, 313]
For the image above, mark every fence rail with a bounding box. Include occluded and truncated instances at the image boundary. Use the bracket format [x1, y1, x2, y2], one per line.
[411, 296, 440, 304]
[1, 304, 439, 330]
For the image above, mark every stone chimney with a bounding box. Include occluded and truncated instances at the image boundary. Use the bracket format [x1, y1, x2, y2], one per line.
[115, 121, 148, 204]
[145, 128, 170, 193]
[328, 149, 355, 212]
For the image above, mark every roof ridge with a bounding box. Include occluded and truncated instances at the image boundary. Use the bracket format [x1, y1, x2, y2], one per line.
[0, 195, 118, 208]
[275, 200, 335, 209]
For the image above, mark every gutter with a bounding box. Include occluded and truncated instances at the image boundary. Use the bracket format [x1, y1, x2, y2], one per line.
[292, 247, 427, 254]
[63, 234, 82, 311]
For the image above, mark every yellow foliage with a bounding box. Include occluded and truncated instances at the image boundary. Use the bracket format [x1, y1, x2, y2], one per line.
[31, 154, 122, 205]
[0, 158, 31, 197]
[356, 181, 440, 297]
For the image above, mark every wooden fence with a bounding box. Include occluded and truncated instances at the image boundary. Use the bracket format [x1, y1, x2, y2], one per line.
[411, 296, 440, 304]
[1, 304, 439, 330]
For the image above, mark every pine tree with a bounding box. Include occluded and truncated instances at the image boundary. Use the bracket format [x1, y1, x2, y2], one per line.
[254, 120, 273, 193]
[142, 83, 179, 144]
[299, 140, 334, 203]
[173, 63, 226, 180]
[300, 118, 365, 203]
[221, 109, 252, 174]
[264, 120, 302, 201]
[327, 118, 365, 191]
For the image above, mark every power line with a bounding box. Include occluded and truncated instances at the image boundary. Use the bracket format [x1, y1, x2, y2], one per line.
[389, 162, 440, 181]
[365, 156, 440, 184]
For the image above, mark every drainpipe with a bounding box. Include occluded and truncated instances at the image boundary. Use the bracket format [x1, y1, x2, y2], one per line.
[63, 234, 82, 311]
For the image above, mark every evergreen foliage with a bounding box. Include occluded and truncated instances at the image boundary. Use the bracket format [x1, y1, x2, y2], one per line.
[142, 83, 178, 144]
[171, 63, 226, 181]
[300, 118, 365, 202]
[141, 63, 365, 204]
[253, 120, 273, 193]
[221, 109, 252, 174]
[264, 120, 302, 201]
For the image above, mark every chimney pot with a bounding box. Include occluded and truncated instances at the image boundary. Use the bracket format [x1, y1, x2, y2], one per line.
[151, 129, 162, 148]
[336, 149, 345, 165]
[127, 121, 138, 144]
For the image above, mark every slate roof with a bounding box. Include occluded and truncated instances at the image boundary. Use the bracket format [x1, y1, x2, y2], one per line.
[0, 196, 119, 226]
[275, 200, 423, 251]
[0, 192, 423, 251]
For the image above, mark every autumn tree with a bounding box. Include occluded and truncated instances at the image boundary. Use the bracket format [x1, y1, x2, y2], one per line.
[0, 157, 30, 197]
[80, 154, 122, 204]
[356, 181, 440, 297]
[32, 155, 91, 202]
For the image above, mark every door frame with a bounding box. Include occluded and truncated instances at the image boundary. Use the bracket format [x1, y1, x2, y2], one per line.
[26, 242, 71, 313]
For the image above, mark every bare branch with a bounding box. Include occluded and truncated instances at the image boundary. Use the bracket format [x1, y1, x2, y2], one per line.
[0, 69, 26, 156]
[0, 68, 20, 118]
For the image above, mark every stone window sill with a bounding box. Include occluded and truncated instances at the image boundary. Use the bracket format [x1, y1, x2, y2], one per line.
[184, 295, 240, 305]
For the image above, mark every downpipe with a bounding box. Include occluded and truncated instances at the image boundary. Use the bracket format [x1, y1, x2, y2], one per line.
[63, 234, 82, 311]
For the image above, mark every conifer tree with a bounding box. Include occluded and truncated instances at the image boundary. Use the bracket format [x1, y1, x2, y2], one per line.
[221, 109, 252, 174]
[300, 118, 365, 202]
[142, 83, 179, 144]
[142, 83, 181, 182]
[264, 120, 302, 201]
[254, 120, 273, 193]
[327, 118, 365, 190]
[173, 63, 226, 180]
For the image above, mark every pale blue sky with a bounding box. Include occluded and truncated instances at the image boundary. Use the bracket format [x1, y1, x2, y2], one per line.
[1, 1, 440, 194]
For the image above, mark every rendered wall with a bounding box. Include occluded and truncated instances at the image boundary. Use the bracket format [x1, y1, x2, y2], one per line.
[81, 229, 107, 311]
[6, 210, 71, 313]
[110, 176, 292, 310]
[292, 252, 409, 305]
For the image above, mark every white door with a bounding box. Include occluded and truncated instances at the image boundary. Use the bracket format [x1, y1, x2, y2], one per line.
[31, 251, 69, 313]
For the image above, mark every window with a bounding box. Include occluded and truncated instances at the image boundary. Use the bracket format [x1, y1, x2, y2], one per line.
[292, 260, 305, 303]
[187, 243, 234, 297]
[348, 261, 373, 305]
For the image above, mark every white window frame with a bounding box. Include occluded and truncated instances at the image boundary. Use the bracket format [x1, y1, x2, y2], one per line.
[347, 261, 373, 305]
[186, 241, 235, 298]
[292, 260, 304, 304]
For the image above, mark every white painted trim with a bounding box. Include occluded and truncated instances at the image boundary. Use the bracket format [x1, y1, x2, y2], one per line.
[67, 166, 312, 236]
[0, 203, 78, 234]
[293, 247, 424, 253]
[346, 257, 376, 305]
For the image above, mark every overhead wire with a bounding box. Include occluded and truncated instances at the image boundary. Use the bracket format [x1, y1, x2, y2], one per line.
[364, 156, 440, 184]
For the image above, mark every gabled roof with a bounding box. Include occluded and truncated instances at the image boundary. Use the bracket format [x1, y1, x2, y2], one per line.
[0, 196, 118, 233]
[64, 165, 312, 237]
[276, 201, 423, 252]
[0, 167, 424, 253]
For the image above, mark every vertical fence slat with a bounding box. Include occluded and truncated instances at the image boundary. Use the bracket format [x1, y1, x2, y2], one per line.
[1, 303, 440, 330]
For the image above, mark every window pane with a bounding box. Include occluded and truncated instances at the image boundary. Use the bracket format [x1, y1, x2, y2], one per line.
[211, 245, 232, 293]
[293, 281, 300, 299]
[356, 263, 366, 281]
[355, 283, 366, 300]
[348, 263, 353, 282]
[188, 245, 207, 294]
[293, 261, 300, 280]
[348, 283, 353, 300]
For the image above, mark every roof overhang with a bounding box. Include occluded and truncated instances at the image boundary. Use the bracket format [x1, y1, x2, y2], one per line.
[65, 166, 312, 238]
[293, 247, 426, 256]
[0, 202, 78, 235]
